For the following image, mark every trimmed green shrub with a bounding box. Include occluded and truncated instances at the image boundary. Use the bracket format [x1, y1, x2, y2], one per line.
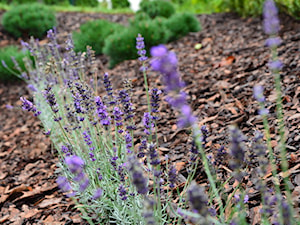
[129, 12, 151, 26]
[0, 46, 31, 82]
[43, 0, 69, 5]
[73, 19, 124, 55]
[11, 0, 37, 3]
[104, 18, 171, 68]
[2, 3, 56, 39]
[221, 0, 265, 17]
[103, 27, 139, 68]
[164, 12, 201, 42]
[111, 0, 130, 8]
[139, 0, 176, 19]
[134, 17, 171, 47]
[74, 0, 98, 7]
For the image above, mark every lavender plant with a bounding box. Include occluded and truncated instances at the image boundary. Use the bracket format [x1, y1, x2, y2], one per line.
[17, 0, 298, 224]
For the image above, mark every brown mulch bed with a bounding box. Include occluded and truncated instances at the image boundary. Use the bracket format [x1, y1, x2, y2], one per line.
[0, 10, 300, 224]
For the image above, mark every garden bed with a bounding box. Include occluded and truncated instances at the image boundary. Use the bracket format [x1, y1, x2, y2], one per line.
[0, 10, 300, 224]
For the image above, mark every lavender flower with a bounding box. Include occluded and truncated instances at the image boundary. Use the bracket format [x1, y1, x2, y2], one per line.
[263, 0, 280, 35]
[253, 85, 270, 116]
[65, 155, 84, 174]
[64, 155, 90, 193]
[103, 72, 114, 97]
[128, 155, 148, 195]
[150, 45, 184, 93]
[268, 60, 283, 71]
[143, 112, 154, 135]
[168, 165, 177, 188]
[1, 60, 7, 68]
[138, 138, 147, 158]
[118, 89, 135, 121]
[229, 126, 246, 180]
[56, 176, 72, 193]
[118, 184, 128, 201]
[113, 106, 123, 133]
[92, 188, 103, 200]
[187, 181, 208, 217]
[150, 88, 162, 120]
[136, 33, 148, 72]
[61, 145, 72, 156]
[148, 143, 160, 166]
[265, 36, 281, 47]
[150, 45, 196, 128]
[136, 33, 148, 62]
[43, 86, 61, 121]
[253, 85, 265, 103]
[95, 96, 111, 126]
[20, 97, 41, 116]
[143, 198, 157, 225]
[125, 131, 133, 153]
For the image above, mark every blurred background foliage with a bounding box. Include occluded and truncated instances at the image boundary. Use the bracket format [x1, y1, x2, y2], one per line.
[0, 0, 299, 19]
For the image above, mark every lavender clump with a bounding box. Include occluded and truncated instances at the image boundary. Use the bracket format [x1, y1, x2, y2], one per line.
[20, 97, 41, 116]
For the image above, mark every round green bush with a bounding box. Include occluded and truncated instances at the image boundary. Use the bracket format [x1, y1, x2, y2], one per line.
[73, 19, 124, 55]
[139, 0, 176, 19]
[0, 46, 31, 82]
[2, 3, 57, 39]
[129, 12, 151, 26]
[103, 18, 171, 68]
[133, 17, 171, 48]
[103, 28, 139, 68]
[164, 12, 201, 42]
[43, 0, 69, 5]
[111, 0, 130, 8]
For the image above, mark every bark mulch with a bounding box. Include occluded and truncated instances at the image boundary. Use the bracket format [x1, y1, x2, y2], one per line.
[0, 10, 299, 224]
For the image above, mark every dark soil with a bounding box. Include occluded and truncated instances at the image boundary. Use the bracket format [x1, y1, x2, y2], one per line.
[0, 10, 300, 224]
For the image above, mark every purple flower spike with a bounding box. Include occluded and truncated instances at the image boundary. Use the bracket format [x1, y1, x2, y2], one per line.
[65, 155, 84, 174]
[136, 33, 148, 62]
[263, 0, 280, 35]
[92, 188, 103, 200]
[265, 37, 281, 47]
[20, 97, 41, 116]
[95, 96, 111, 126]
[268, 60, 283, 71]
[57, 176, 72, 193]
[128, 155, 148, 195]
[187, 181, 208, 217]
[253, 85, 265, 103]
